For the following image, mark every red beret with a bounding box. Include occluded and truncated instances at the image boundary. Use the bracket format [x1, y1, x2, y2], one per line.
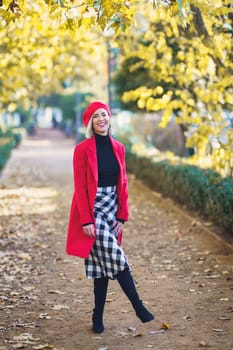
[82, 101, 111, 126]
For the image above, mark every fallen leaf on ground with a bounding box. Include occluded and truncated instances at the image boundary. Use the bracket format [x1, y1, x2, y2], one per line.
[121, 309, 129, 313]
[219, 316, 230, 320]
[38, 313, 51, 319]
[106, 298, 114, 302]
[32, 344, 54, 349]
[199, 341, 208, 347]
[183, 315, 192, 320]
[149, 330, 165, 334]
[132, 332, 144, 337]
[48, 290, 65, 295]
[15, 322, 36, 328]
[12, 344, 26, 349]
[13, 333, 40, 342]
[51, 305, 69, 310]
[128, 327, 137, 332]
[22, 286, 35, 291]
[160, 322, 170, 329]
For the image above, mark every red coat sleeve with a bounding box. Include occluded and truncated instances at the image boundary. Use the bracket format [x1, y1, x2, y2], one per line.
[73, 145, 94, 225]
[116, 144, 129, 221]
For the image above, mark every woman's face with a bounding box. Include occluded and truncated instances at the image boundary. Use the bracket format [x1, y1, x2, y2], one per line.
[92, 108, 110, 136]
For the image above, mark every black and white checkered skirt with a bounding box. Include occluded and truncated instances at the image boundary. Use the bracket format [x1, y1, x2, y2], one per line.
[85, 186, 130, 279]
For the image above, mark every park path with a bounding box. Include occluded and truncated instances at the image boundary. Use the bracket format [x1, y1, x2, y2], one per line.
[0, 128, 232, 350]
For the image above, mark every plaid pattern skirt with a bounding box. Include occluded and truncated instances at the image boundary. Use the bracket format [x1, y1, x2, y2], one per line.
[85, 186, 130, 279]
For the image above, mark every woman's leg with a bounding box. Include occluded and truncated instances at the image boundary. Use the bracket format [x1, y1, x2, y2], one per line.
[116, 269, 154, 323]
[92, 277, 109, 333]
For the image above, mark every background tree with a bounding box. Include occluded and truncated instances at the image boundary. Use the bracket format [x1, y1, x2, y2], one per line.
[114, 2, 233, 175]
[0, 1, 111, 116]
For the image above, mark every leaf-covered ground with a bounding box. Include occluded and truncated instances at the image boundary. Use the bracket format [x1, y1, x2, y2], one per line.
[0, 129, 232, 350]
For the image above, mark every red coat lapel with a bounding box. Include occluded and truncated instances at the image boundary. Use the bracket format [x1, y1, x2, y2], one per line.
[87, 137, 98, 183]
[110, 137, 124, 183]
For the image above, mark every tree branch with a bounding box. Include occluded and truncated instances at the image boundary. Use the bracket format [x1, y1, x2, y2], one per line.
[190, 4, 224, 69]
[190, 4, 209, 40]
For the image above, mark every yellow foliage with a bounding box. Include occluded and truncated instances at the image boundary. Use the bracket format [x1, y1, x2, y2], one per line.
[0, 0, 109, 111]
[117, 2, 233, 175]
[154, 86, 164, 95]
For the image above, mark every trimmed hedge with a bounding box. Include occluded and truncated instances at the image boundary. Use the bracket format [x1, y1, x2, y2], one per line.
[125, 148, 233, 234]
[0, 127, 26, 171]
[0, 137, 14, 171]
[10, 128, 23, 147]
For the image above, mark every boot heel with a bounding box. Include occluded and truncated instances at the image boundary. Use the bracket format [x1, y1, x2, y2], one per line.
[135, 304, 154, 323]
[92, 311, 104, 333]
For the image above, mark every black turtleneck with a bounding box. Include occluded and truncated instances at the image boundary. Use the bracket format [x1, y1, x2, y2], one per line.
[95, 134, 119, 187]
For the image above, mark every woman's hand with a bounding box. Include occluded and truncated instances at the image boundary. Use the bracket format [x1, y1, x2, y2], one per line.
[83, 224, 95, 238]
[113, 221, 123, 237]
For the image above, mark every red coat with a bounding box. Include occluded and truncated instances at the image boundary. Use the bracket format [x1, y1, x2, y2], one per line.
[66, 136, 129, 258]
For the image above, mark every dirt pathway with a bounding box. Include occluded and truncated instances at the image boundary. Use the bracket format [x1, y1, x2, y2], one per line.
[0, 129, 232, 350]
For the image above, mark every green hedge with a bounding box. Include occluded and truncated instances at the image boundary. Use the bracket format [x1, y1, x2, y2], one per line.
[125, 148, 233, 234]
[3, 127, 26, 147]
[0, 137, 14, 171]
[10, 128, 23, 147]
[0, 127, 26, 171]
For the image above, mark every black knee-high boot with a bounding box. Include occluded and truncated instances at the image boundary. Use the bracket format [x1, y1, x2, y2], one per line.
[92, 277, 109, 333]
[116, 269, 154, 323]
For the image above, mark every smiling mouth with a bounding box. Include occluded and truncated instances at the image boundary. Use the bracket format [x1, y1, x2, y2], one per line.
[97, 123, 107, 127]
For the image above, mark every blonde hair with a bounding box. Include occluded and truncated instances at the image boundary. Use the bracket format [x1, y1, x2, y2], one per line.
[85, 115, 94, 139]
[85, 115, 112, 139]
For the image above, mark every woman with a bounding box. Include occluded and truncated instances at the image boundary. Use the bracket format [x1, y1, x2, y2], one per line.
[66, 101, 154, 333]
